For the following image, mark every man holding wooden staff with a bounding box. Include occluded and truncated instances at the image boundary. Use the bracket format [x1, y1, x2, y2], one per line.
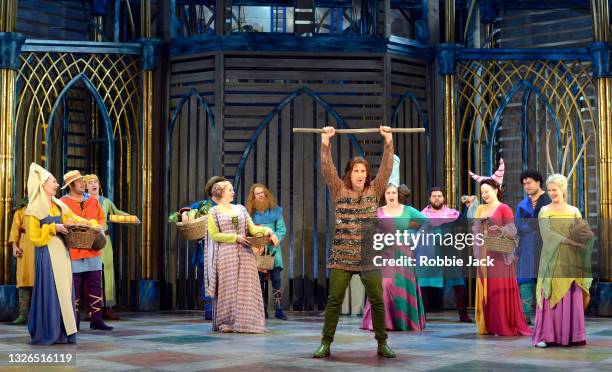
[312, 125, 396, 358]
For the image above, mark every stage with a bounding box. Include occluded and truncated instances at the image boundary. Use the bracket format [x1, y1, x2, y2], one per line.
[1, 311, 611, 371]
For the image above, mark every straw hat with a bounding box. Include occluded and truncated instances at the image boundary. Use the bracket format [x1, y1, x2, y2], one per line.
[61, 170, 84, 190]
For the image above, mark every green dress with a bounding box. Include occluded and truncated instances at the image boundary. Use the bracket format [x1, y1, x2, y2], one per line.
[99, 196, 128, 307]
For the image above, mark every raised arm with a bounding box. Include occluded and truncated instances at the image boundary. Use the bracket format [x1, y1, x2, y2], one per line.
[320, 126, 343, 196]
[371, 126, 394, 194]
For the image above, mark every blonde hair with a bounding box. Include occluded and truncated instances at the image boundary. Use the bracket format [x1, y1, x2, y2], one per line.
[546, 173, 568, 199]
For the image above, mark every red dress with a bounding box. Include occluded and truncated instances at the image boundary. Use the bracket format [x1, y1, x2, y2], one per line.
[474, 203, 531, 336]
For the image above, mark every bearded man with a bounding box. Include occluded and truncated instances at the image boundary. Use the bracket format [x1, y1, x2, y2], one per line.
[246, 183, 287, 320]
[419, 187, 472, 323]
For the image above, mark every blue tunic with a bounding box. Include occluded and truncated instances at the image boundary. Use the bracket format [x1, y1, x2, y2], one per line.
[28, 215, 77, 345]
[251, 207, 286, 269]
[515, 193, 551, 283]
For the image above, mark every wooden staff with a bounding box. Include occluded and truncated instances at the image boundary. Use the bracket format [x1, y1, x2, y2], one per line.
[292, 128, 425, 134]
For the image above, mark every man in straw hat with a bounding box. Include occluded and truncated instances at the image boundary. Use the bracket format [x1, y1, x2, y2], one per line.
[60, 170, 113, 331]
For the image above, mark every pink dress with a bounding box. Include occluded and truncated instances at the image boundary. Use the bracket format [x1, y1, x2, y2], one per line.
[361, 206, 426, 331]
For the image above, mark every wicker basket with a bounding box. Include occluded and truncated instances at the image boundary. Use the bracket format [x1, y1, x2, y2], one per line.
[246, 234, 271, 247]
[256, 254, 275, 270]
[483, 235, 515, 254]
[91, 231, 107, 251]
[175, 214, 207, 241]
[64, 224, 101, 250]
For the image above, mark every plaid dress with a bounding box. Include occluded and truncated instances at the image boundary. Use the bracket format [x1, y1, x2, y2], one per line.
[208, 205, 266, 333]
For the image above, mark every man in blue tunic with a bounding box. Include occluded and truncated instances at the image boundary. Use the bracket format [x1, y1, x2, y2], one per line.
[246, 183, 287, 320]
[516, 170, 551, 324]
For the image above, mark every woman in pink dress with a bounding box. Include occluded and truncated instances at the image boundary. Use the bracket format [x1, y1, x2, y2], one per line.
[532, 174, 592, 347]
[361, 184, 426, 331]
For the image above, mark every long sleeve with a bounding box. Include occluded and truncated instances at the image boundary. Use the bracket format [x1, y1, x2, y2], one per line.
[95, 200, 106, 226]
[499, 204, 517, 239]
[25, 215, 57, 247]
[108, 200, 128, 216]
[405, 206, 428, 227]
[320, 143, 343, 196]
[515, 204, 532, 236]
[274, 214, 287, 242]
[537, 208, 567, 245]
[371, 141, 394, 196]
[8, 208, 23, 244]
[207, 211, 237, 244]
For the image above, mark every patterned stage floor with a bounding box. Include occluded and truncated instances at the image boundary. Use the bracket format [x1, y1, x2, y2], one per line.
[1, 311, 611, 371]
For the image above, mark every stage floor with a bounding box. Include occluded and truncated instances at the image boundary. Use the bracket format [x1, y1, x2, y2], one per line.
[1, 311, 611, 371]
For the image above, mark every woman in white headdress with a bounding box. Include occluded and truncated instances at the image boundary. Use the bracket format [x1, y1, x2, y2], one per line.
[25, 163, 97, 345]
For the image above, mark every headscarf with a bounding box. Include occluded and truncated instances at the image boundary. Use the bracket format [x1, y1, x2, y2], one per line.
[25, 163, 68, 219]
[84, 174, 102, 195]
[83, 174, 100, 184]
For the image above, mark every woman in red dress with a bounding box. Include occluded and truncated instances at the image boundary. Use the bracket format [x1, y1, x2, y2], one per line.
[472, 178, 531, 336]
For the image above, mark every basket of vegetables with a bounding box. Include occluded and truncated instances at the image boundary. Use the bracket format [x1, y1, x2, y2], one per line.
[168, 201, 212, 241]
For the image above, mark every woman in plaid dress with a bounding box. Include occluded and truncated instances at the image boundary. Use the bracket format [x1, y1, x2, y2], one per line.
[207, 181, 277, 333]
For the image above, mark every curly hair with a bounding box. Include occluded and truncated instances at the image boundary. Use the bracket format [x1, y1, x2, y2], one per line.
[519, 169, 544, 186]
[245, 183, 277, 215]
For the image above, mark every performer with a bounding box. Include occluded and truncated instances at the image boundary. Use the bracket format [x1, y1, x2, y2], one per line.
[313, 125, 395, 359]
[472, 174, 531, 336]
[180, 175, 226, 320]
[207, 181, 277, 333]
[361, 183, 427, 331]
[25, 163, 93, 344]
[533, 174, 592, 347]
[419, 187, 472, 322]
[516, 170, 551, 324]
[460, 195, 480, 219]
[245, 183, 288, 320]
[84, 174, 126, 320]
[60, 170, 113, 331]
[9, 197, 34, 325]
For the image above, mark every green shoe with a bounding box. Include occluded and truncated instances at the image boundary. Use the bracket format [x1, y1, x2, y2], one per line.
[313, 343, 331, 358]
[377, 343, 396, 358]
[11, 314, 28, 325]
